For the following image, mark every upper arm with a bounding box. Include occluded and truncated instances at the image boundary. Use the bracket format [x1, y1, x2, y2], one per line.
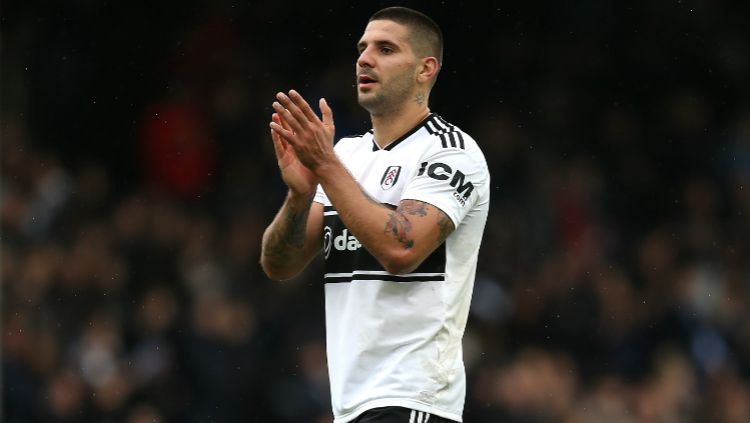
[303, 201, 324, 258]
[302, 202, 323, 265]
[382, 199, 454, 274]
[386, 141, 487, 273]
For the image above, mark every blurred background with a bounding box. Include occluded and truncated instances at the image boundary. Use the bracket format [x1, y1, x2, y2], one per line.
[2, 0, 750, 422]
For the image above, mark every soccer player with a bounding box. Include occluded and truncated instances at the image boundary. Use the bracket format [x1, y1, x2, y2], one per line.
[261, 6, 489, 423]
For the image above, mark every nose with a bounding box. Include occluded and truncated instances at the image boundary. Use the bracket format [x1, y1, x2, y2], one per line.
[357, 47, 375, 69]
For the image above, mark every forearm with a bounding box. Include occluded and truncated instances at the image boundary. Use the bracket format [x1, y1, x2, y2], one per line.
[316, 160, 420, 274]
[261, 191, 317, 280]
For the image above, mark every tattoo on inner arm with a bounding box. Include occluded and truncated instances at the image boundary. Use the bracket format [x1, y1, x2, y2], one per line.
[264, 202, 311, 260]
[284, 204, 310, 249]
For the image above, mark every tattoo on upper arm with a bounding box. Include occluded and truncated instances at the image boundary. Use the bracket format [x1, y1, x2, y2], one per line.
[385, 211, 414, 249]
[383, 200, 455, 250]
[384, 199, 428, 249]
[437, 213, 455, 244]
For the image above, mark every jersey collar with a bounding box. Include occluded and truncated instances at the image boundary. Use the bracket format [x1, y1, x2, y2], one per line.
[371, 113, 436, 152]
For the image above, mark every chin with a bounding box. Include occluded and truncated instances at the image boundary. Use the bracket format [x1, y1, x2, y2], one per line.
[357, 93, 380, 112]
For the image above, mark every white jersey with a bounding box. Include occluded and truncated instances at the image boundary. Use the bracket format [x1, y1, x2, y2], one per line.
[313, 113, 490, 423]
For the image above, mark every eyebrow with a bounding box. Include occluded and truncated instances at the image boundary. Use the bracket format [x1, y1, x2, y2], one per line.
[357, 39, 400, 52]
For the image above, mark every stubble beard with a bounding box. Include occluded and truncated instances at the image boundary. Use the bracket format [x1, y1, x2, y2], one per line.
[357, 66, 416, 117]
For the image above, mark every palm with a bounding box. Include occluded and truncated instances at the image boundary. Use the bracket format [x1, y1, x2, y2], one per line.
[271, 114, 318, 195]
[277, 142, 317, 194]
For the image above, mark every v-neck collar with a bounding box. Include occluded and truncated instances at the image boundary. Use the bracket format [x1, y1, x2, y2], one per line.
[371, 113, 436, 152]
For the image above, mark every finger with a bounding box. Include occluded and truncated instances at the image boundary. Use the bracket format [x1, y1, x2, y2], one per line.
[270, 127, 285, 159]
[276, 112, 293, 133]
[271, 114, 288, 154]
[288, 90, 321, 123]
[319, 98, 334, 128]
[272, 101, 304, 136]
[276, 92, 310, 129]
[270, 120, 297, 146]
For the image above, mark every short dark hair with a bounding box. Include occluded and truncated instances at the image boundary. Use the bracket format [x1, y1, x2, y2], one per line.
[369, 7, 443, 66]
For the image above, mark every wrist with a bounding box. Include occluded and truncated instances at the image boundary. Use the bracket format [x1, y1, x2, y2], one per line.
[286, 189, 315, 209]
[314, 156, 345, 185]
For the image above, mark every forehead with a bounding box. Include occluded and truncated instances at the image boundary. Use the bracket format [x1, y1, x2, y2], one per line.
[359, 19, 411, 47]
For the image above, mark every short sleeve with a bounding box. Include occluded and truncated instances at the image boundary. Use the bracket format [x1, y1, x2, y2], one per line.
[313, 183, 327, 205]
[400, 148, 488, 228]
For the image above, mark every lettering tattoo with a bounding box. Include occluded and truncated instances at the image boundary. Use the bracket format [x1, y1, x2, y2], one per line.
[384, 199, 428, 249]
[415, 91, 426, 106]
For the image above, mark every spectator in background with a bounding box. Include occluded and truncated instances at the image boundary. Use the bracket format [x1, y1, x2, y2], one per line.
[139, 99, 216, 200]
[3, 2, 750, 422]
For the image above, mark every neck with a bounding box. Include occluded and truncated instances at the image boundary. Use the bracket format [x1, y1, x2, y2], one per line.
[371, 101, 431, 149]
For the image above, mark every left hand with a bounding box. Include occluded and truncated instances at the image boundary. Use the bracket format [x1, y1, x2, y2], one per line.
[270, 90, 336, 172]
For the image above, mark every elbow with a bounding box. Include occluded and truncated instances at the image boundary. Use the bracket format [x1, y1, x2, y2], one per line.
[260, 258, 296, 281]
[380, 249, 421, 275]
[260, 265, 286, 282]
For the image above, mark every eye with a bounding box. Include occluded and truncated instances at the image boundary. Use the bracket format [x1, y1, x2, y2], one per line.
[380, 46, 394, 54]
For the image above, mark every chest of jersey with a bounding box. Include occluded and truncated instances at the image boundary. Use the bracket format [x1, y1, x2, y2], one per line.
[321, 137, 447, 281]
[344, 145, 419, 206]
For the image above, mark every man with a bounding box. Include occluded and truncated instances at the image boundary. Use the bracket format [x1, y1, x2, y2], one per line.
[261, 7, 489, 423]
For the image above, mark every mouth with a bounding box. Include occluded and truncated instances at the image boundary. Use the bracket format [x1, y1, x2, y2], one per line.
[358, 74, 378, 89]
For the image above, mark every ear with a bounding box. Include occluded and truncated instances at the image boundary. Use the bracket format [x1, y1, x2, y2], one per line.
[416, 57, 440, 85]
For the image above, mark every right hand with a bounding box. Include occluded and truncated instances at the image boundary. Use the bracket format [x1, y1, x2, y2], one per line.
[270, 113, 318, 197]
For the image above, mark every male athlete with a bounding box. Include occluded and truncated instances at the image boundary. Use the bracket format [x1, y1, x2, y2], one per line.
[261, 7, 489, 423]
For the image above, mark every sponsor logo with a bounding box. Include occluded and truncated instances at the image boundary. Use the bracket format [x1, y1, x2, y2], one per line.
[417, 161, 474, 206]
[323, 226, 333, 259]
[323, 226, 362, 258]
[380, 166, 402, 190]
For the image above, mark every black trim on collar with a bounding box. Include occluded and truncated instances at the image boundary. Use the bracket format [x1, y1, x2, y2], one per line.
[371, 113, 436, 152]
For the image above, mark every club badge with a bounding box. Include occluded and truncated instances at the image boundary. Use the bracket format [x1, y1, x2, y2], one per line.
[380, 166, 401, 190]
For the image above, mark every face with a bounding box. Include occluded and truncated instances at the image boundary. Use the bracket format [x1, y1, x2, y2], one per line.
[356, 20, 419, 115]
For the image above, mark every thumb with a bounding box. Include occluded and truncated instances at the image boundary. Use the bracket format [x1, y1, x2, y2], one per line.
[320, 98, 334, 128]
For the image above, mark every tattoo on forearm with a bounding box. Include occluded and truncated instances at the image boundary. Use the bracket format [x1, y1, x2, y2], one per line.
[264, 201, 312, 260]
[415, 91, 425, 106]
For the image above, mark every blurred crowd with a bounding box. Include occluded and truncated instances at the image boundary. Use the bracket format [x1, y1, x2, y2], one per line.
[3, 1, 750, 422]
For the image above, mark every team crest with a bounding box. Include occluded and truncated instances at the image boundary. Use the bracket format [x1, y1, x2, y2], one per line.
[380, 166, 401, 190]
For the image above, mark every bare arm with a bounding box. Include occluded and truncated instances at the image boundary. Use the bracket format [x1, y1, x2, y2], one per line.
[261, 193, 323, 280]
[260, 112, 324, 281]
[270, 90, 454, 274]
[315, 160, 453, 274]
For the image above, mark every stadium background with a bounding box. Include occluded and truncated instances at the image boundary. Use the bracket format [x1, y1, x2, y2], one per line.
[3, 0, 750, 421]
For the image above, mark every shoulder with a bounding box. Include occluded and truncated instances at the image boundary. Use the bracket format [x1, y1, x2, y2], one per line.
[335, 130, 372, 146]
[334, 130, 373, 154]
[420, 114, 487, 169]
